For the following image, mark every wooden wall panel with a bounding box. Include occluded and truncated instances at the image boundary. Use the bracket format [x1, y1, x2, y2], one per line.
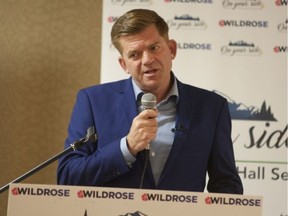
[0, 1, 102, 215]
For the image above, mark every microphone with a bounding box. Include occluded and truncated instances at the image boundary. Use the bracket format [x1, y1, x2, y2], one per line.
[141, 93, 157, 110]
[140, 93, 157, 150]
[86, 126, 97, 142]
[171, 124, 184, 133]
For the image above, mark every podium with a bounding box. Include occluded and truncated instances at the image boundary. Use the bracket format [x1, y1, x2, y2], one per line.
[7, 183, 262, 216]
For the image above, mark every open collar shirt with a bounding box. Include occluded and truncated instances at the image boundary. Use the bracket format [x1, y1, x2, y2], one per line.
[120, 74, 179, 184]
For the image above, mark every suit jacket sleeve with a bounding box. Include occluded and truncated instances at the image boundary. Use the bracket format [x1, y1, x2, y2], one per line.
[207, 99, 243, 194]
[57, 88, 131, 186]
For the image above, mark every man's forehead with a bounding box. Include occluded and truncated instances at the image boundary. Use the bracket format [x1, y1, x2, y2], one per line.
[118, 25, 165, 53]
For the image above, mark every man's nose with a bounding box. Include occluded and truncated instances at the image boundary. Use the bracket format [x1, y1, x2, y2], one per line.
[142, 51, 154, 65]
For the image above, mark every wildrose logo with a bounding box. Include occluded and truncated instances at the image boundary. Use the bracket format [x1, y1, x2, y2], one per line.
[219, 19, 268, 28]
[76, 190, 134, 200]
[141, 193, 198, 203]
[204, 196, 262, 206]
[11, 187, 70, 197]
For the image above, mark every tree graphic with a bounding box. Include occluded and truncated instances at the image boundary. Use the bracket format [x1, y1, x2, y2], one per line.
[251, 101, 277, 121]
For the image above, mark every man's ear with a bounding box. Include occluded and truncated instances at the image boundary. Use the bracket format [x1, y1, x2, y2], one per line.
[168, 39, 177, 59]
[118, 57, 129, 74]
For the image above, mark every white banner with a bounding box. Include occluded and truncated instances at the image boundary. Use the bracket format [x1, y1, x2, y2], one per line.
[101, 1, 288, 216]
[7, 183, 263, 216]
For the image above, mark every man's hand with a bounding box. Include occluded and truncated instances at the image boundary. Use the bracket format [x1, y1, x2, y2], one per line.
[126, 109, 158, 155]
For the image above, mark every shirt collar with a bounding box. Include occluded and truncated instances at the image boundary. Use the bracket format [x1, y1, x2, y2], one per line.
[132, 73, 179, 105]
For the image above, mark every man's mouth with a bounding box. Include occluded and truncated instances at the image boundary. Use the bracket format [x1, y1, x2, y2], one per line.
[144, 69, 157, 75]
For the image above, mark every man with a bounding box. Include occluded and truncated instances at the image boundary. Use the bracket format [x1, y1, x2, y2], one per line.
[57, 9, 243, 194]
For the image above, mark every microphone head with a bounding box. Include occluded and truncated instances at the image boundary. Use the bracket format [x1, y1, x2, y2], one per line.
[141, 93, 157, 109]
[86, 126, 97, 142]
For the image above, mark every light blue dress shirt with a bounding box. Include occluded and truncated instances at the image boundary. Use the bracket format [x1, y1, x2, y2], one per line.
[120, 76, 179, 184]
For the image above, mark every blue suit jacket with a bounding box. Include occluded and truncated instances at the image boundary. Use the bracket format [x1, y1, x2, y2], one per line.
[57, 77, 243, 194]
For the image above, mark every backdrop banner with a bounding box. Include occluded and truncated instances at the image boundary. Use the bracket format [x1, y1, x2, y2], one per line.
[101, 1, 288, 216]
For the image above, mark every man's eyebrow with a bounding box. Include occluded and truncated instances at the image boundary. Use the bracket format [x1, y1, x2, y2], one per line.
[126, 41, 161, 56]
[149, 41, 161, 47]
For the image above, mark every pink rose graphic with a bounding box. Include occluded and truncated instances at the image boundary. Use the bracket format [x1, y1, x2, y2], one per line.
[219, 20, 225, 27]
[141, 193, 148, 201]
[77, 190, 84, 198]
[275, 0, 281, 6]
[107, 16, 115, 23]
[274, 46, 280, 53]
[12, 187, 19, 196]
[205, 197, 212, 204]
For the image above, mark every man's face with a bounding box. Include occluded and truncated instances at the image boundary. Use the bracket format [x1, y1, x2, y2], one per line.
[118, 24, 177, 99]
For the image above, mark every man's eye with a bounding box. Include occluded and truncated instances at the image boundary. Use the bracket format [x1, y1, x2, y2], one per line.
[129, 53, 138, 59]
[151, 46, 160, 51]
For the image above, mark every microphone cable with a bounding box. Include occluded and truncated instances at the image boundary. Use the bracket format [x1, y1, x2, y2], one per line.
[139, 149, 149, 189]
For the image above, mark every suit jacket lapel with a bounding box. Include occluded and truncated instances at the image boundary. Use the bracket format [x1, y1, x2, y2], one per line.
[119, 78, 139, 126]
